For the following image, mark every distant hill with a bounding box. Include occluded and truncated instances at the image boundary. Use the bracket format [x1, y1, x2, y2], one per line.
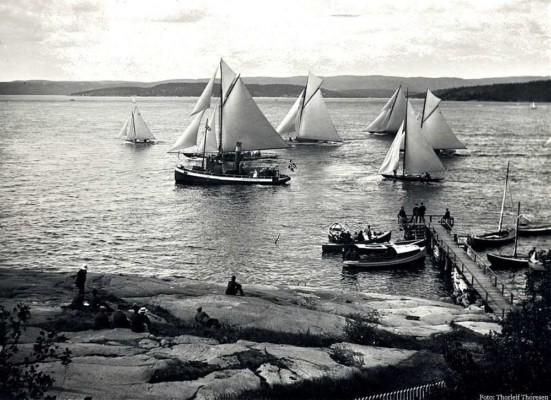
[0, 75, 548, 97]
[69, 82, 405, 98]
[433, 80, 551, 102]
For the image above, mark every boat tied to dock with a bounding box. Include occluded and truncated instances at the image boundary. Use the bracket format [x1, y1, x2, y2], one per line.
[342, 243, 426, 269]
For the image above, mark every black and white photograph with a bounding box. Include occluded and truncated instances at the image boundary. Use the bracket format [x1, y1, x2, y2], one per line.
[0, 0, 550, 399]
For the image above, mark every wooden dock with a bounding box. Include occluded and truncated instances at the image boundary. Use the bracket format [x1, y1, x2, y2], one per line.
[427, 221, 517, 318]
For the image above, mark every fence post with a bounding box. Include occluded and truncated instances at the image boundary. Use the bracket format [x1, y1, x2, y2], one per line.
[510, 293, 514, 304]
[501, 284, 505, 295]
[430, 215, 432, 222]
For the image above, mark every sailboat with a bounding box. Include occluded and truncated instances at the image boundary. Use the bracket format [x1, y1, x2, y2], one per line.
[118, 106, 156, 144]
[487, 202, 538, 269]
[365, 85, 407, 134]
[276, 72, 342, 143]
[169, 59, 291, 186]
[531, 102, 537, 110]
[468, 161, 516, 249]
[379, 94, 446, 182]
[544, 136, 551, 148]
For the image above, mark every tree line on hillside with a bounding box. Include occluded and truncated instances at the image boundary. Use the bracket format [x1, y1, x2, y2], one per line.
[434, 80, 551, 102]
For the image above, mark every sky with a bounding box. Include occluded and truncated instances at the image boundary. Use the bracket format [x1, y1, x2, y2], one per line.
[0, 0, 550, 81]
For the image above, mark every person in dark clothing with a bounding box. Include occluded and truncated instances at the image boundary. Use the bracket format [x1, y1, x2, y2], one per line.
[225, 275, 244, 296]
[357, 230, 365, 242]
[528, 247, 537, 260]
[130, 307, 151, 333]
[89, 288, 100, 312]
[94, 306, 110, 330]
[419, 203, 427, 223]
[195, 307, 220, 328]
[443, 208, 451, 225]
[112, 304, 130, 329]
[75, 264, 87, 294]
[398, 207, 408, 227]
[68, 293, 85, 311]
[411, 204, 419, 223]
[366, 225, 373, 240]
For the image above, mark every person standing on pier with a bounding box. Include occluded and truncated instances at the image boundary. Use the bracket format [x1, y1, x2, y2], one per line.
[443, 208, 451, 225]
[419, 203, 427, 223]
[411, 204, 419, 223]
[75, 264, 87, 295]
[398, 207, 408, 228]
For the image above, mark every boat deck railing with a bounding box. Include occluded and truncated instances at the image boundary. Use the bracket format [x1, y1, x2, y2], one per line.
[180, 165, 287, 180]
[426, 219, 519, 317]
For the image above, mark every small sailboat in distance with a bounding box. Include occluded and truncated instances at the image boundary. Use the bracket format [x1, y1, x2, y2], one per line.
[366, 85, 407, 134]
[118, 106, 156, 144]
[531, 102, 537, 109]
[169, 59, 291, 186]
[379, 92, 445, 182]
[276, 72, 342, 143]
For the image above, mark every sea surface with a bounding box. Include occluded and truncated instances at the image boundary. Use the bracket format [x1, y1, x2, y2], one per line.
[0, 95, 550, 300]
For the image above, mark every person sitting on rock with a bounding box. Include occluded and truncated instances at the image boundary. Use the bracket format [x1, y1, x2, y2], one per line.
[68, 293, 85, 311]
[131, 307, 151, 333]
[195, 307, 220, 328]
[94, 306, 110, 330]
[111, 304, 130, 329]
[225, 275, 244, 296]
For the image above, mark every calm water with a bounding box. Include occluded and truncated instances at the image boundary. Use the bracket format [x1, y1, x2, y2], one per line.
[1, 95, 550, 300]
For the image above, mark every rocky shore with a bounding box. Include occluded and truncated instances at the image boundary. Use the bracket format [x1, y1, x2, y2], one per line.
[0, 268, 502, 400]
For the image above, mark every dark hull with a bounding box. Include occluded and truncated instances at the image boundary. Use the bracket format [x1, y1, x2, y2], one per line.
[468, 228, 516, 249]
[487, 253, 530, 269]
[381, 174, 443, 182]
[175, 167, 291, 186]
[518, 225, 551, 236]
[343, 247, 426, 269]
[322, 231, 392, 254]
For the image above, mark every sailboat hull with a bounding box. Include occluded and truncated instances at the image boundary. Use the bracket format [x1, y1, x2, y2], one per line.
[487, 253, 530, 269]
[381, 174, 443, 182]
[175, 166, 291, 186]
[468, 228, 516, 249]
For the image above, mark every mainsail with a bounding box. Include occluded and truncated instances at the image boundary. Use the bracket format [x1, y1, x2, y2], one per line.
[378, 122, 405, 174]
[420, 90, 466, 150]
[277, 72, 341, 142]
[403, 100, 445, 175]
[197, 106, 218, 153]
[366, 85, 407, 133]
[119, 106, 156, 142]
[167, 110, 206, 153]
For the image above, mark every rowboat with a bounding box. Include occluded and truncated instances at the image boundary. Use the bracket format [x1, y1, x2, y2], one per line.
[518, 224, 551, 236]
[322, 230, 392, 254]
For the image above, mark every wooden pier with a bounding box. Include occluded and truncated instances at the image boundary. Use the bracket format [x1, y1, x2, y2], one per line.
[425, 219, 518, 318]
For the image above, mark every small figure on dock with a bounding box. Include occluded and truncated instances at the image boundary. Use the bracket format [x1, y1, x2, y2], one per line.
[397, 206, 408, 228]
[443, 208, 451, 224]
[419, 203, 426, 223]
[411, 204, 419, 223]
[75, 264, 87, 294]
[225, 275, 244, 296]
[195, 307, 220, 328]
[94, 306, 110, 330]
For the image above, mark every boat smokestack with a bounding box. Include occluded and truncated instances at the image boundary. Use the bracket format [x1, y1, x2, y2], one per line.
[234, 142, 242, 171]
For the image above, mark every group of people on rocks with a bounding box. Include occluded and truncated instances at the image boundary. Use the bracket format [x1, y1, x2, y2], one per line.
[74, 266, 245, 332]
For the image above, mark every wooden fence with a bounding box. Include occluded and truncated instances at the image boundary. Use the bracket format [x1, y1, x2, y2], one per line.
[354, 381, 445, 400]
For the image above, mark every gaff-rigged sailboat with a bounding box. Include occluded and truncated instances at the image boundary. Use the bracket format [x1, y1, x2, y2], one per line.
[169, 59, 291, 186]
[468, 161, 516, 249]
[365, 85, 407, 134]
[276, 72, 342, 143]
[379, 98, 445, 182]
[118, 106, 156, 144]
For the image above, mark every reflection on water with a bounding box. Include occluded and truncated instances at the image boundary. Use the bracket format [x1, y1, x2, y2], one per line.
[0, 96, 550, 300]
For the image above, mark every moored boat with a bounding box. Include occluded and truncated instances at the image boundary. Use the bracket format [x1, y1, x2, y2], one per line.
[343, 243, 426, 269]
[486, 253, 530, 269]
[518, 224, 551, 236]
[322, 230, 392, 254]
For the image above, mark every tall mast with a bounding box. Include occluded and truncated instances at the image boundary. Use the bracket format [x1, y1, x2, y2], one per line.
[498, 161, 510, 232]
[420, 89, 428, 128]
[513, 202, 520, 258]
[131, 108, 137, 143]
[218, 60, 223, 155]
[201, 117, 209, 170]
[297, 75, 308, 138]
[386, 84, 401, 132]
[402, 88, 408, 176]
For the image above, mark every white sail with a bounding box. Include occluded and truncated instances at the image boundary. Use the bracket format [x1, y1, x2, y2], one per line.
[304, 72, 323, 104]
[545, 136, 551, 147]
[191, 66, 218, 116]
[118, 117, 130, 138]
[167, 110, 206, 153]
[403, 101, 445, 175]
[221, 77, 289, 152]
[197, 107, 219, 153]
[132, 107, 156, 141]
[379, 122, 405, 174]
[298, 88, 342, 142]
[366, 86, 406, 133]
[276, 90, 304, 135]
[421, 90, 466, 150]
[220, 59, 237, 102]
